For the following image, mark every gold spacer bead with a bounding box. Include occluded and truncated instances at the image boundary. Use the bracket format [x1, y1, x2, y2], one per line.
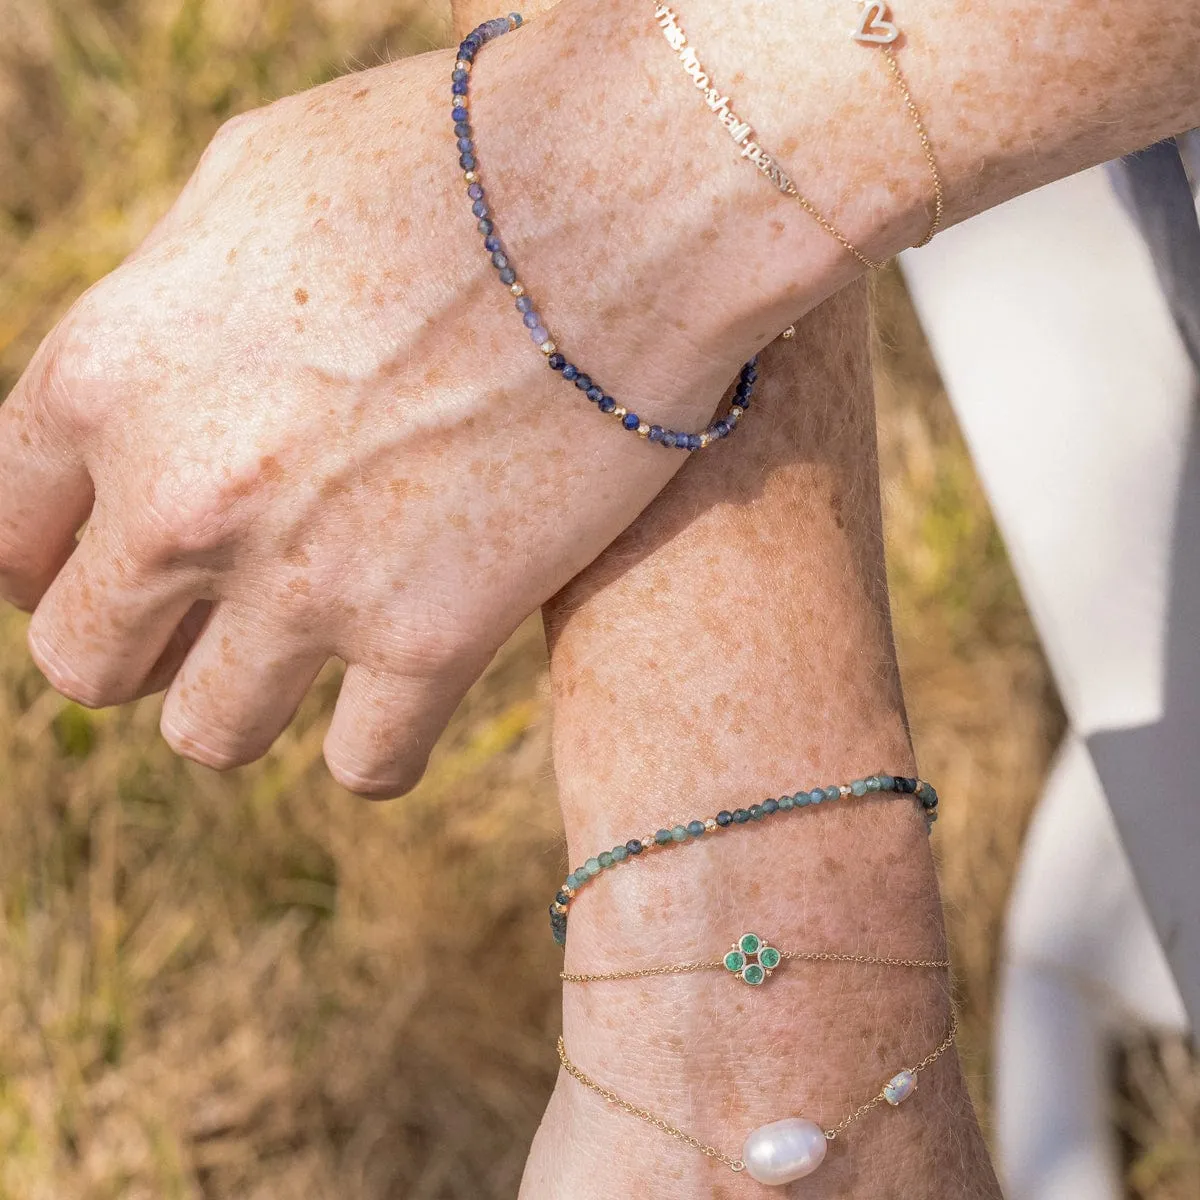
[637, 423, 650, 437]
[705, 818, 717, 832]
[613, 407, 627, 419]
[540, 340, 556, 355]
[781, 324, 796, 340]
[840, 785, 851, 797]
[552, 901, 568, 915]
[510, 282, 525, 296]
[643, 835, 657, 850]
[730, 405, 744, 417]
[455, 59, 471, 72]
[464, 169, 478, 184]
[562, 886, 576, 898]
[699, 433, 711, 448]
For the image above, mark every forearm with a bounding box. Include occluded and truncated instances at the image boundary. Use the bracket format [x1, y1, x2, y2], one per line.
[532, 286, 999, 1197]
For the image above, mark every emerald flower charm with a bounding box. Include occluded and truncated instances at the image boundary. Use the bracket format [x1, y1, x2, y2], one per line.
[723, 932, 782, 985]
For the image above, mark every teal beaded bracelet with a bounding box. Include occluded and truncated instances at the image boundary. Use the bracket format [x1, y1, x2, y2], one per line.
[549, 773, 939, 944]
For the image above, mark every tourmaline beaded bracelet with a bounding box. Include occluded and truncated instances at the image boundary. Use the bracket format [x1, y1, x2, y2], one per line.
[549, 773, 939, 944]
[452, 14, 760, 450]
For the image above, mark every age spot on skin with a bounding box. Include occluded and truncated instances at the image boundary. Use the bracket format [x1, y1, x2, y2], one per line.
[259, 455, 285, 483]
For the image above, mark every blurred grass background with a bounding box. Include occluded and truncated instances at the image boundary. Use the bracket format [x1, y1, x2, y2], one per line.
[0, 1, 1196, 1197]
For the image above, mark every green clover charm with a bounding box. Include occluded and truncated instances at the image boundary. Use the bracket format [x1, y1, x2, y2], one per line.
[723, 932, 782, 985]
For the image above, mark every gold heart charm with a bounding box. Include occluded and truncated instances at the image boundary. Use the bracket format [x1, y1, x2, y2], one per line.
[852, 1, 900, 45]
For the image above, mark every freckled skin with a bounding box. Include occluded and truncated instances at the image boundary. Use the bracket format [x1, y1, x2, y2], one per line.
[0, 0, 1196, 794]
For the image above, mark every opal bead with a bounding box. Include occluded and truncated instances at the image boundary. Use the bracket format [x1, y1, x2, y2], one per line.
[884, 1069, 916, 1105]
[741, 1117, 827, 1185]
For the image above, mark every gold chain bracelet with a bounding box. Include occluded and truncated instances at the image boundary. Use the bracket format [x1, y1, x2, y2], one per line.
[557, 1009, 958, 1183]
[651, 1, 944, 271]
[562, 929, 949, 984]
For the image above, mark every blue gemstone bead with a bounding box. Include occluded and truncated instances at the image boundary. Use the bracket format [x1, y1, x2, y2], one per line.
[522, 311, 540, 328]
[686, 820, 705, 837]
[471, 199, 488, 218]
[574, 374, 592, 390]
[484, 234, 501, 251]
[716, 810, 733, 826]
[460, 153, 477, 170]
[468, 182, 484, 200]
[499, 268, 516, 284]
[516, 295, 534, 313]
[456, 122, 473, 138]
[585, 385, 603, 402]
[715, 420, 730, 437]
[626, 839, 643, 855]
[452, 105, 469, 122]
[452, 68, 468, 83]
[477, 218, 493, 235]
[598, 396, 616, 413]
[548, 353, 566, 370]
[457, 137, 473, 153]
[562, 364, 579, 381]
[452, 80, 468, 95]
[492, 251, 509, 269]
[663, 431, 678, 447]
[649, 425, 664, 442]
[622, 413, 640, 430]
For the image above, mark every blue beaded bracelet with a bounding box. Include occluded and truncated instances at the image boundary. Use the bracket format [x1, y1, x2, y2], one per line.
[548, 773, 939, 945]
[453, 14, 759, 451]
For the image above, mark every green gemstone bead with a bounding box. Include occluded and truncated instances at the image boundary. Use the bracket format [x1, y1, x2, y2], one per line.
[823, 786, 840, 801]
[739, 932, 761, 955]
[671, 825, 688, 842]
[759, 946, 781, 969]
[598, 851, 614, 869]
[655, 829, 672, 845]
[778, 795, 794, 810]
[742, 963, 765, 986]
[724, 950, 745, 972]
[865, 775, 882, 792]
[851, 779, 868, 796]
[585, 857, 601, 875]
[879, 773, 895, 791]
[612, 845, 628, 862]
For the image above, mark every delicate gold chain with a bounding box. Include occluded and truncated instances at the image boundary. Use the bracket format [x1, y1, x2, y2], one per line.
[557, 1037, 747, 1172]
[557, 1009, 958, 1173]
[824, 1010, 959, 1137]
[561, 947, 950, 983]
[650, 3, 944, 271]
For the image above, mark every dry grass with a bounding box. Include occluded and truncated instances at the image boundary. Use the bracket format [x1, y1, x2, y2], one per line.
[0, 2, 1195, 1197]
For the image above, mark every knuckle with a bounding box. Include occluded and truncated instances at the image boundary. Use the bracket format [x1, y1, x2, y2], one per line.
[195, 111, 259, 181]
[131, 474, 243, 565]
[160, 711, 259, 772]
[27, 630, 109, 709]
[324, 747, 428, 801]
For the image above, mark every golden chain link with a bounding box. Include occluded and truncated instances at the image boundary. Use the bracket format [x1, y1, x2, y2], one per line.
[652, 3, 943, 272]
[557, 1009, 959, 1172]
[561, 947, 950, 983]
[557, 1037, 747, 1172]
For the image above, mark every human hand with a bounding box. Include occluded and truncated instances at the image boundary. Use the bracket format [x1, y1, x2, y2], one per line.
[0, 9, 817, 797]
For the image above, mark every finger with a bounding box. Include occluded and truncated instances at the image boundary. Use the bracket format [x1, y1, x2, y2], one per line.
[160, 606, 327, 770]
[136, 600, 214, 698]
[27, 528, 198, 708]
[0, 340, 94, 610]
[324, 662, 476, 799]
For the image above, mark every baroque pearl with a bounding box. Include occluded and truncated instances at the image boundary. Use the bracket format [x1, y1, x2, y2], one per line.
[741, 1117, 827, 1185]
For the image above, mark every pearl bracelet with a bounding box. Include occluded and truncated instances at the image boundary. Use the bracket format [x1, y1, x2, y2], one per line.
[549, 773, 939, 944]
[558, 1006, 958, 1184]
[452, 15, 761, 451]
